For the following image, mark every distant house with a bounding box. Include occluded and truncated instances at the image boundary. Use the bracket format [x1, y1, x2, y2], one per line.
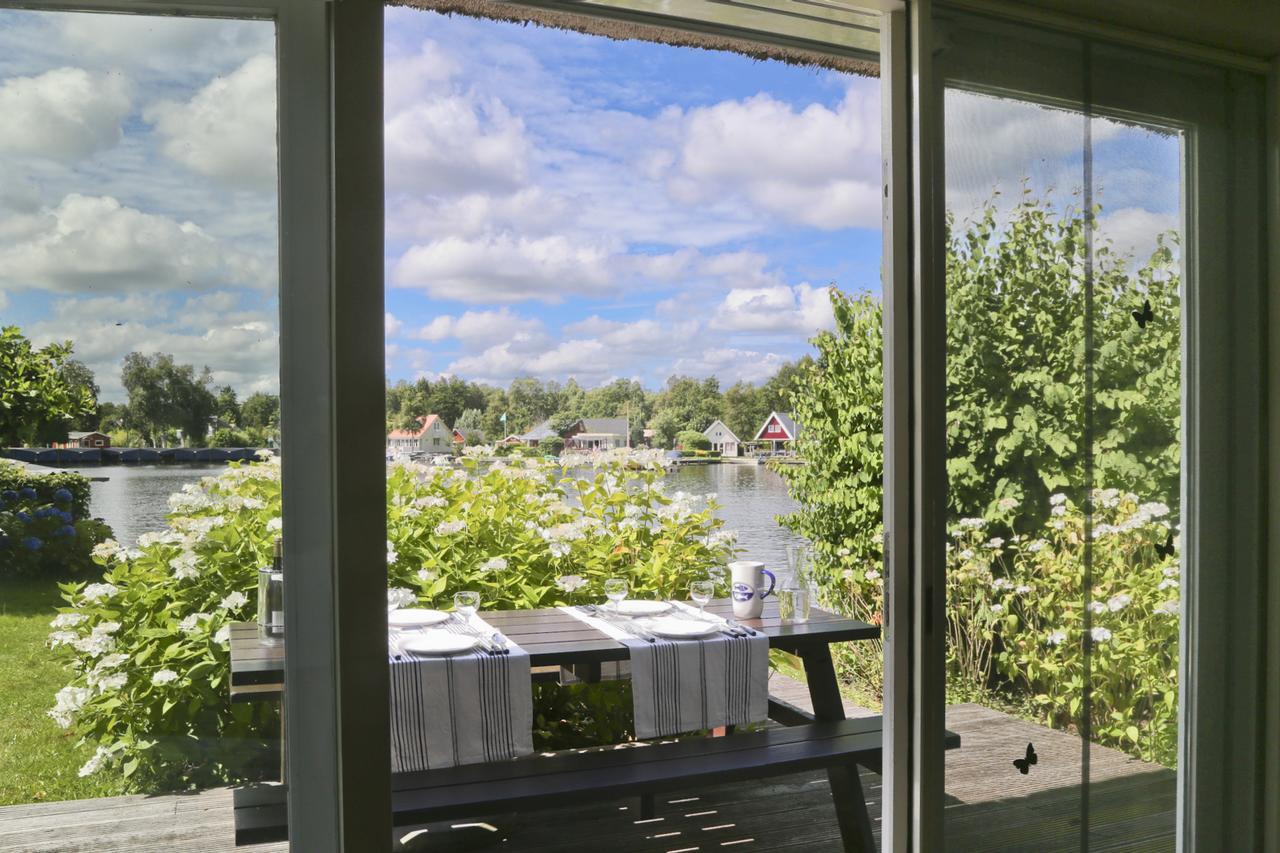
[564, 418, 629, 451]
[754, 411, 799, 454]
[702, 420, 740, 456]
[65, 431, 110, 449]
[387, 414, 453, 454]
[516, 419, 559, 447]
[452, 427, 484, 445]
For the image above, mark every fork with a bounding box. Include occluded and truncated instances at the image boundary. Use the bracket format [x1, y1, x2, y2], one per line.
[449, 613, 501, 654]
[581, 603, 657, 643]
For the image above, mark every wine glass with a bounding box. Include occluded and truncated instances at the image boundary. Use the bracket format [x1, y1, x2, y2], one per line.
[453, 590, 480, 623]
[690, 580, 714, 616]
[604, 578, 628, 615]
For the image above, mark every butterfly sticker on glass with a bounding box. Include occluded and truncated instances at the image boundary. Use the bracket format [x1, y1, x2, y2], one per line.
[1013, 742, 1038, 775]
[1132, 299, 1155, 328]
[1155, 531, 1175, 559]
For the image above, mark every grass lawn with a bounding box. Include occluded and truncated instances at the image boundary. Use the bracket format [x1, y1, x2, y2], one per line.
[0, 576, 127, 805]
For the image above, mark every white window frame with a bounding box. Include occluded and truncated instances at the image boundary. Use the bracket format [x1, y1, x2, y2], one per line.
[0, 0, 390, 849]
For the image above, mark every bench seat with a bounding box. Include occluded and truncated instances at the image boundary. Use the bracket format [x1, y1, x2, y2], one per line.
[234, 716, 961, 845]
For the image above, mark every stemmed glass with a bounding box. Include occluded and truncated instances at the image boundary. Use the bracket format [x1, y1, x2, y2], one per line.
[604, 578, 628, 615]
[690, 580, 714, 616]
[453, 590, 480, 624]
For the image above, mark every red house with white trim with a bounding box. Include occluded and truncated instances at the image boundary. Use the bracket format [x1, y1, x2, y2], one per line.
[753, 411, 799, 454]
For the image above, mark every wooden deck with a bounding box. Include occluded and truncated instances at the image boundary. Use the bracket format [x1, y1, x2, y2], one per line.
[0, 677, 1174, 852]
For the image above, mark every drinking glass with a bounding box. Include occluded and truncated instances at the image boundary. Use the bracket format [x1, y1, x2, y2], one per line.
[690, 580, 714, 615]
[604, 578, 628, 614]
[778, 587, 811, 622]
[454, 590, 480, 622]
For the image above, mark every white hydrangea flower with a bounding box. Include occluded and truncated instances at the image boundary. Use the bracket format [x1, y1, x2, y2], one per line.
[170, 551, 200, 581]
[416, 568, 436, 583]
[266, 517, 283, 532]
[865, 569, 881, 582]
[178, 613, 210, 635]
[214, 625, 231, 645]
[152, 669, 179, 686]
[1088, 601, 1108, 614]
[1015, 584, 1032, 595]
[434, 520, 466, 536]
[555, 574, 587, 593]
[1049, 493, 1067, 506]
[96, 673, 128, 693]
[1046, 629, 1068, 646]
[1155, 600, 1179, 616]
[1051, 505, 1067, 517]
[481, 557, 508, 572]
[1026, 539, 1048, 553]
[1158, 578, 1179, 590]
[1162, 565, 1179, 577]
[73, 633, 116, 658]
[997, 497, 1020, 511]
[78, 745, 112, 777]
[1138, 502, 1170, 518]
[48, 631, 78, 648]
[82, 583, 119, 603]
[49, 686, 92, 729]
[990, 603, 1004, 614]
[387, 587, 417, 609]
[991, 577, 1013, 590]
[50, 612, 87, 629]
[93, 621, 121, 636]
[1090, 627, 1113, 643]
[219, 591, 249, 610]
[91, 539, 123, 562]
[1107, 594, 1132, 612]
[959, 549, 975, 560]
[985, 537, 1005, 550]
[958, 517, 987, 529]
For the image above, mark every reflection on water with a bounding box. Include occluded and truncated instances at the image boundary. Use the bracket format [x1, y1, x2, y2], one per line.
[666, 463, 807, 570]
[81, 465, 230, 546]
[79, 462, 805, 567]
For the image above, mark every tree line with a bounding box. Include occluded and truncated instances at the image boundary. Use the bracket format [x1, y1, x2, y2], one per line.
[386, 362, 810, 450]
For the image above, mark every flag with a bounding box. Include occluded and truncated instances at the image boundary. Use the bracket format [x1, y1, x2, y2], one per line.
[500, 412, 507, 424]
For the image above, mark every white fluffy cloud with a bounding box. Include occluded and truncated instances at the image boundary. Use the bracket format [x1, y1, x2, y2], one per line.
[1097, 207, 1180, 265]
[385, 93, 529, 196]
[51, 15, 274, 79]
[663, 84, 882, 230]
[392, 233, 614, 303]
[409, 308, 545, 348]
[385, 312, 404, 338]
[710, 284, 835, 334]
[672, 347, 790, 385]
[146, 54, 277, 190]
[0, 194, 268, 293]
[0, 67, 130, 162]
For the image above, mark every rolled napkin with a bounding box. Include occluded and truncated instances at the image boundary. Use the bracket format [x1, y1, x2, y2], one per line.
[563, 602, 768, 739]
[388, 614, 533, 771]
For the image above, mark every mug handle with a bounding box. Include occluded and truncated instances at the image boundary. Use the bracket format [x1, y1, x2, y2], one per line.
[761, 569, 776, 599]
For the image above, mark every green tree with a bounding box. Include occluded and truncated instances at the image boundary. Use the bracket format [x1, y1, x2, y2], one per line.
[779, 197, 1182, 575]
[676, 429, 711, 451]
[240, 393, 280, 432]
[215, 385, 241, 426]
[0, 326, 95, 446]
[653, 375, 721, 435]
[121, 353, 218, 447]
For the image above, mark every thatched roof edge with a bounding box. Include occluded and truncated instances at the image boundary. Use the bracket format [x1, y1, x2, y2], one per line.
[390, 0, 880, 77]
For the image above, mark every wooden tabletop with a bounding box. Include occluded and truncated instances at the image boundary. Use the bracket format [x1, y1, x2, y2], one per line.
[229, 599, 878, 698]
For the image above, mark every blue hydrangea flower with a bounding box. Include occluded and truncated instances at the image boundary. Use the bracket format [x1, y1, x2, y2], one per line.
[18, 487, 37, 500]
[16, 511, 32, 523]
[1, 490, 17, 502]
[35, 507, 55, 520]
[21, 536, 42, 551]
[57, 510, 74, 524]
[55, 525, 76, 538]
[53, 488, 73, 504]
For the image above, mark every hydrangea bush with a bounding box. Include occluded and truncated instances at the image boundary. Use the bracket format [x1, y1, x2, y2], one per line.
[832, 489, 1179, 765]
[0, 462, 111, 577]
[49, 449, 735, 789]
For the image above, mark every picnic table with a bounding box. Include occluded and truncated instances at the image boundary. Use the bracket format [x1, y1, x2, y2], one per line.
[229, 599, 958, 852]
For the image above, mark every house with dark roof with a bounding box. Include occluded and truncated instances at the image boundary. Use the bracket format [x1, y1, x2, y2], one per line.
[516, 418, 560, 447]
[564, 417, 629, 450]
[387, 414, 452, 454]
[753, 411, 799, 454]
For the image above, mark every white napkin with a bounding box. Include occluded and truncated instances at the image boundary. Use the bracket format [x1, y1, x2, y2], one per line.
[563, 603, 768, 739]
[388, 614, 533, 771]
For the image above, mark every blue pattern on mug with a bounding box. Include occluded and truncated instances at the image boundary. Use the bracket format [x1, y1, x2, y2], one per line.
[731, 582, 754, 602]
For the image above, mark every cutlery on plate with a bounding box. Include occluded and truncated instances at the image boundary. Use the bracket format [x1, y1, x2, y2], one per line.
[449, 614, 501, 654]
[584, 604, 657, 642]
[726, 618, 758, 636]
[490, 632, 510, 655]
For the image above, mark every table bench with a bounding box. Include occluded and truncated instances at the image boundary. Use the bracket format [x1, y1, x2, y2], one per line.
[229, 600, 960, 852]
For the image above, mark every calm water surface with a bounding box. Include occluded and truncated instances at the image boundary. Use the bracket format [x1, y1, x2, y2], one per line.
[81, 462, 804, 567]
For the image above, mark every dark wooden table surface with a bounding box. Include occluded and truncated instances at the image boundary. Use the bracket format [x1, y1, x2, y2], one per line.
[229, 598, 878, 699]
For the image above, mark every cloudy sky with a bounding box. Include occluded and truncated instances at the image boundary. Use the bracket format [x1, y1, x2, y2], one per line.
[0, 8, 1179, 401]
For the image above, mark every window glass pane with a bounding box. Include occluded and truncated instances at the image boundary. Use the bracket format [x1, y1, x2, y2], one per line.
[0, 10, 283, 849]
[380, 6, 888, 850]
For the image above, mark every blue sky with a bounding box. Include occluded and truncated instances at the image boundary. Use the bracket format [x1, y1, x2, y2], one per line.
[0, 7, 1178, 401]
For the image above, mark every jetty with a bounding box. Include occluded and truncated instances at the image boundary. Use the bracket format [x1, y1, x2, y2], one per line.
[2, 447, 267, 466]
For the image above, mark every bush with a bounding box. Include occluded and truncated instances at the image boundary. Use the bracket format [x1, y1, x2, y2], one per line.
[209, 428, 249, 448]
[540, 436, 565, 455]
[676, 430, 710, 451]
[49, 449, 737, 789]
[834, 489, 1179, 765]
[0, 462, 111, 578]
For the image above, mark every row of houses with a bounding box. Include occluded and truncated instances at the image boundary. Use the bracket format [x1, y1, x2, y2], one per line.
[387, 415, 485, 455]
[702, 411, 799, 457]
[514, 417, 630, 450]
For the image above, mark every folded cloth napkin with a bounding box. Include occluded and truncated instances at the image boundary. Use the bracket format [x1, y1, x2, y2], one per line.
[563, 602, 768, 739]
[388, 615, 533, 772]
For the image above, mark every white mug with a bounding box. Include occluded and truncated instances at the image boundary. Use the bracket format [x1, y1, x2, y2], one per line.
[729, 560, 776, 619]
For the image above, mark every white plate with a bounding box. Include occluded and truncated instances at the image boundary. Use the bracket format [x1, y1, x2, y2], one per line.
[400, 632, 480, 656]
[645, 616, 720, 639]
[388, 608, 451, 629]
[614, 600, 671, 617]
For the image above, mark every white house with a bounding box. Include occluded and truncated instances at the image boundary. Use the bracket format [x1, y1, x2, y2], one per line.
[702, 419, 741, 457]
[386, 414, 453, 455]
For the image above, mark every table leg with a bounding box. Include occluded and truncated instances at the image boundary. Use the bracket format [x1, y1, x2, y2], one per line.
[800, 644, 876, 853]
[640, 793, 655, 819]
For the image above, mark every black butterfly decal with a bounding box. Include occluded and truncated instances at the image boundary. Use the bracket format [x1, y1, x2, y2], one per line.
[1132, 299, 1154, 328]
[1013, 742, 1038, 775]
[1155, 531, 1175, 559]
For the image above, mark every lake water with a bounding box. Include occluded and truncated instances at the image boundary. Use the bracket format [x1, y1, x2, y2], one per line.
[80, 462, 805, 568]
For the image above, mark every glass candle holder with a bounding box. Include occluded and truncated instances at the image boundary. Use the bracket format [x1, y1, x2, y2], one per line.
[257, 565, 284, 641]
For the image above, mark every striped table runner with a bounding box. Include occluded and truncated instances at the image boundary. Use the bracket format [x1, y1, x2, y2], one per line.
[388, 616, 533, 772]
[562, 603, 768, 739]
